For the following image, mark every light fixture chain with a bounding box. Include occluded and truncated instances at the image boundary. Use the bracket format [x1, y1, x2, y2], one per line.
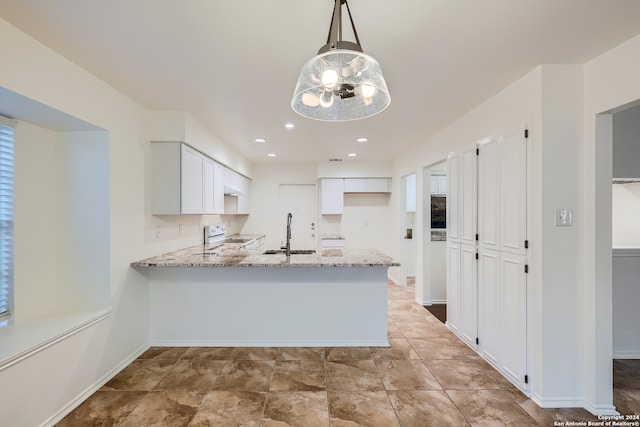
[343, 0, 362, 48]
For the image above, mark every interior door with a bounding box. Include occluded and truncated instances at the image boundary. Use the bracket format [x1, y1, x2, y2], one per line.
[279, 184, 317, 250]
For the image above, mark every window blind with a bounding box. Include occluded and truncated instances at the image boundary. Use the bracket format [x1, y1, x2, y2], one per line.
[0, 116, 16, 322]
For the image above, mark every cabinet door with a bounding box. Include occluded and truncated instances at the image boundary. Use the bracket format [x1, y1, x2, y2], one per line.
[321, 179, 344, 214]
[344, 178, 366, 193]
[460, 146, 478, 246]
[478, 248, 500, 366]
[478, 137, 500, 251]
[366, 178, 390, 193]
[446, 243, 461, 332]
[180, 144, 204, 214]
[459, 244, 478, 349]
[500, 128, 528, 255]
[499, 252, 527, 389]
[203, 158, 215, 214]
[212, 162, 225, 214]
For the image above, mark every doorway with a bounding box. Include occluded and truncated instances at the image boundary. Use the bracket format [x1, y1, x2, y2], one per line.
[279, 184, 317, 250]
[421, 161, 448, 320]
[601, 101, 640, 413]
[401, 173, 417, 287]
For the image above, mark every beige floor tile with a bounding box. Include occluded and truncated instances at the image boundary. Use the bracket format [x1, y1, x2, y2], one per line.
[614, 389, 640, 415]
[154, 359, 227, 392]
[328, 390, 400, 426]
[101, 359, 175, 391]
[119, 390, 204, 427]
[388, 390, 469, 427]
[447, 389, 539, 426]
[400, 322, 450, 339]
[387, 323, 404, 338]
[211, 360, 275, 392]
[231, 346, 278, 360]
[56, 391, 147, 427]
[326, 360, 385, 391]
[375, 359, 442, 390]
[277, 347, 325, 360]
[519, 399, 597, 425]
[615, 359, 640, 389]
[326, 346, 372, 360]
[138, 346, 189, 361]
[270, 360, 326, 391]
[262, 391, 329, 427]
[370, 338, 420, 360]
[188, 391, 266, 426]
[426, 359, 501, 390]
[181, 347, 235, 360]
[410, 337, 476, 360]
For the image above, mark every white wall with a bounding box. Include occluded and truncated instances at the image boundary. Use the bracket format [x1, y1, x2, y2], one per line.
[583, 33, 640, 414]
[242, 163, 318, 250]
[0, 17, 250, 426]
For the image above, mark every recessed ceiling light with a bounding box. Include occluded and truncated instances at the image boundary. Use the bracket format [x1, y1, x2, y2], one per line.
[356, 137, 368, 143]
[348, 153, 357, 157]
[267, 153, 277, 157]
[254, 138, 267, 143]
[285, 123, 294, 129]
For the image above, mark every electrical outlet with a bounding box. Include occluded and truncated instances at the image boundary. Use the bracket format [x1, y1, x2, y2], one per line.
[179, 224, 184, 234]
[156, 225, 161, 238]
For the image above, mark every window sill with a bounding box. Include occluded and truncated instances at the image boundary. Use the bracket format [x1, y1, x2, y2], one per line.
[0, 309, 112, 370]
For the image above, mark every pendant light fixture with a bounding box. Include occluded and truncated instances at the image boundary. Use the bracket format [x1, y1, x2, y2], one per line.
[291, 0, 390, 121]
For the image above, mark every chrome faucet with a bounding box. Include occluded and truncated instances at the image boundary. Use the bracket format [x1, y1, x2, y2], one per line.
[281, 212, 292, 256]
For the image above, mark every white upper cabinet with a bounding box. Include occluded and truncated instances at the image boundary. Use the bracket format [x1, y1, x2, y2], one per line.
[320, 178, 344, 215]
[223, 168, 250, 215]
[430, 175, 447, 195]
[204, 158, 225, 214]
[151, 141, 230, 215]
[180, 144, 205, 214]
[344, 178, 391, 193]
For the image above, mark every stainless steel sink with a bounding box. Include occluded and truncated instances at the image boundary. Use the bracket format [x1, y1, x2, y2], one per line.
[263, 249, 316, 255]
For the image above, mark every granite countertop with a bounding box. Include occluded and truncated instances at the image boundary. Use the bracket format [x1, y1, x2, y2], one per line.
[131, 244, 399, 268]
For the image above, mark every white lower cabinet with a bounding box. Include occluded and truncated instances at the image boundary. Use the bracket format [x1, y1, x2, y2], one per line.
[446, 243, 461, 333]
[459, 244, 478, 349]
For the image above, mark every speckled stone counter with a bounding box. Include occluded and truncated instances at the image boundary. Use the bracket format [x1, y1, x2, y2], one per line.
[132, 244, 398, 347]
[131, 245, 399, 268]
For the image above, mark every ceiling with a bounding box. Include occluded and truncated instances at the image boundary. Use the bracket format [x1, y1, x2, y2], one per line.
[2, 1, 640, 164]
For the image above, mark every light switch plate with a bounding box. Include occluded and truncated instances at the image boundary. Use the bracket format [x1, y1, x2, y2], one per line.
[555, 209, 573, 226]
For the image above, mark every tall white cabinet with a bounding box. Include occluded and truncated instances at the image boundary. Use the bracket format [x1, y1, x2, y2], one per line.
[447, 124, 529, 391]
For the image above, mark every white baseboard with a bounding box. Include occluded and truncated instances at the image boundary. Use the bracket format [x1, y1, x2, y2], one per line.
[150, 339, 390, 348]
[42, 342, 150, 427]
[421, 299, 446, 306]
[530, 393, 618, 416]
[613, 350, 640, 359]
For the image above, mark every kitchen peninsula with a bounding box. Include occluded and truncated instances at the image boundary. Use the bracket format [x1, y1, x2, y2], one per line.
[131, 244, 399, 347]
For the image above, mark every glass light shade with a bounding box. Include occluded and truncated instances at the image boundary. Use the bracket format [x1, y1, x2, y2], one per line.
[291, 49, 390, 121]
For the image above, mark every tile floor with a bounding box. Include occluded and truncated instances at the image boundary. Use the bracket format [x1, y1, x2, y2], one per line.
[57, 281, 638, 426]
